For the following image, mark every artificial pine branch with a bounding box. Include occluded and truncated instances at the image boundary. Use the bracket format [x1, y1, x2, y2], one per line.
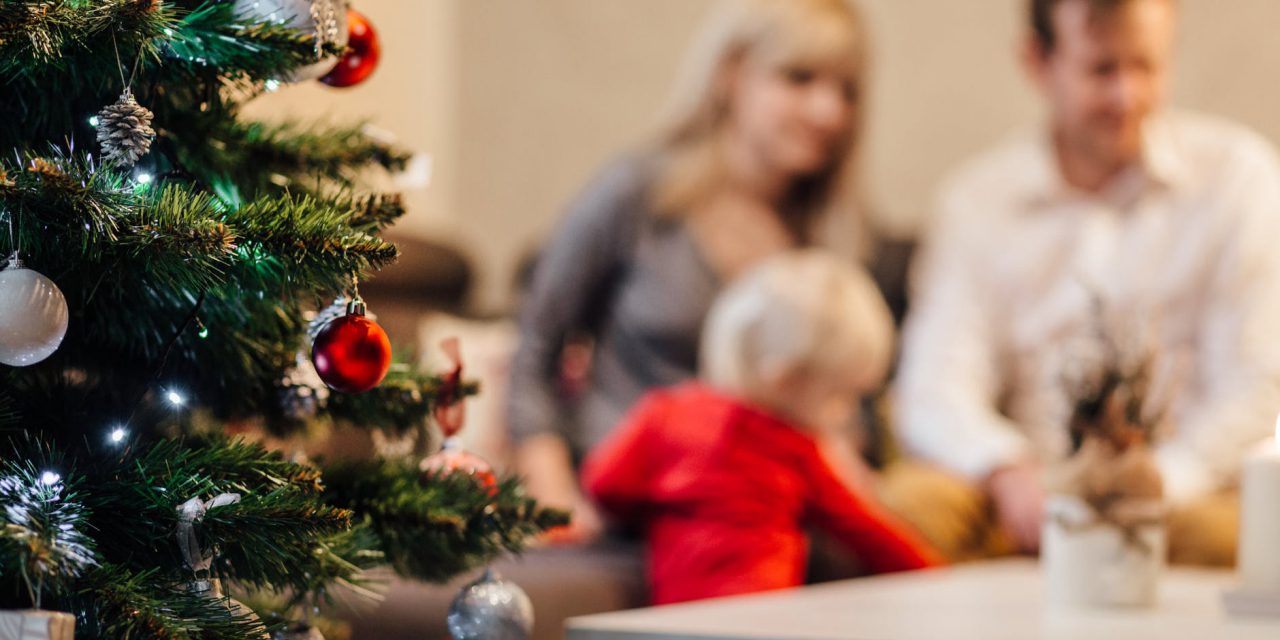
[70, 438, 347, 589]
[0, 1, 338, 153]
[279, 521, 385, 610]
[322, 370, 480, 435]
[223, 191, 398, 294]
[0, 154, 397, 298]
[166, 118, 413, 209]
[0, 154, 395, 381]
[0, 151, 131, 257]
[346, 192, 408, 233]
[141, 437, 327, 495]
[201, 488, 353, 591]
[0, 0, 335, 84]
[1, 155, 404, 432]
[233, 120, 411, 181]
[0, 0, 170, 75]
[166, 1, 343, 83]
[321, 460, 571, 583]
[0, 447, 97, 608]
[74, 564, 269, 640]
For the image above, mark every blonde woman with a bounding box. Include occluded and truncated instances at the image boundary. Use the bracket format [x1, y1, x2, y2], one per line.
[508, 0, 876, 543]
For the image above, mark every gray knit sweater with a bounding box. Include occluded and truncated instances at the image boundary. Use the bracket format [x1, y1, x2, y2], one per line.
[505, 154, 720, 455]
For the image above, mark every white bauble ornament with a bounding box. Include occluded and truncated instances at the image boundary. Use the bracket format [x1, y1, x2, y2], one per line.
[0, 257, 69, 367]
[446, 568, 534, 640]
[233, 0, 349, 80]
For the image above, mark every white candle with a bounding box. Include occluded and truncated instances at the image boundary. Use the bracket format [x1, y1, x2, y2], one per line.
[1239, 415, 1280, 591]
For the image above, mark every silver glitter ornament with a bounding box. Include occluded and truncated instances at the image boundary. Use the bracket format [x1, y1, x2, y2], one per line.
[446, 568, 534, 640]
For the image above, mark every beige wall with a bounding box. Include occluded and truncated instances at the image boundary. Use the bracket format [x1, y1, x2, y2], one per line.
[244, 0, 461, 239]
[247, 0, 1280, 312]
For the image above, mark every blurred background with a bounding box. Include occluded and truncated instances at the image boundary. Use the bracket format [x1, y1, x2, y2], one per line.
[236, 3, 1280, 637]
[246, 0, 1280, 313]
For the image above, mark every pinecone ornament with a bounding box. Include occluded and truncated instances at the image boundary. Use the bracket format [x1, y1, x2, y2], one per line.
[96, 89, 156, 166]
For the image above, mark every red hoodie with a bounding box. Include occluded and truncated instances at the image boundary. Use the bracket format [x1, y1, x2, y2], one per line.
[582, 383, 944, 605]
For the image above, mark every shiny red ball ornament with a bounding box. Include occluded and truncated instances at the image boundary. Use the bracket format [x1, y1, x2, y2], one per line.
[311, 298, 391, 393]
[319, 9, 380, 88]
[421, 441, 498, 496]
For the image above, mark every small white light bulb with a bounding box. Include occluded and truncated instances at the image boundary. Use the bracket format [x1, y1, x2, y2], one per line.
[40, 471, 61, 486]
[135, 173, 154, 185]
[109, 427, 127, 444]
[166, 390, 186, 406]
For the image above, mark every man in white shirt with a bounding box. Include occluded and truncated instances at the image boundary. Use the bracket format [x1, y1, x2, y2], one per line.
[895, 0, 1280, 562]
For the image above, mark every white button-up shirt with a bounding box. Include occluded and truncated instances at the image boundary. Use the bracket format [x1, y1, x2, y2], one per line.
[896, 110, 1280, 503]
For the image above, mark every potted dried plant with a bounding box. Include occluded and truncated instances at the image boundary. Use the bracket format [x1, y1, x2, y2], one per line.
[1043, 334, 1166, 608]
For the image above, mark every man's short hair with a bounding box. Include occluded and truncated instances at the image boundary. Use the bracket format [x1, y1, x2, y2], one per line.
[1030, 0, 1142, 52]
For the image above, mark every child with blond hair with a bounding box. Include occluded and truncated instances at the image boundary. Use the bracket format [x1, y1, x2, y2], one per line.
[582, 250, 943, 605]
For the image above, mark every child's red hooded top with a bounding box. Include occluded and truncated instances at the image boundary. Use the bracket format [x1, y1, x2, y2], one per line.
[582, 383, 944, 605]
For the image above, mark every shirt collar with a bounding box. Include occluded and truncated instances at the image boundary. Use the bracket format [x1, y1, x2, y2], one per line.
[1140, 114, 1191, 191]
[1020, 112, 1191, 209]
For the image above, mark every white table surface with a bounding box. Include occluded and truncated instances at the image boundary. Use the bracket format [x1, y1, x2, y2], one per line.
[565, 559, 1280, 640]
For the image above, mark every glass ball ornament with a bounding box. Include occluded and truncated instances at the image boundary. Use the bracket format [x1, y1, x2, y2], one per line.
[311, 297, 391, 393]
[233, 0, 348, 81]
[319, 8, 380, 87]
[420, 439, 498, 496]
[446, 568, 534, 640]
[0, 256, 69, 367]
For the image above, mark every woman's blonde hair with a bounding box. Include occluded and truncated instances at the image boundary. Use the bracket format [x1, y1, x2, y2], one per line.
[650, 0, 870, 256]
[700, 250, 893, 402]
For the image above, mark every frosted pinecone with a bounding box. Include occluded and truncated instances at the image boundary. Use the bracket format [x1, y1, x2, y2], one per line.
[96, 89, 156, 166]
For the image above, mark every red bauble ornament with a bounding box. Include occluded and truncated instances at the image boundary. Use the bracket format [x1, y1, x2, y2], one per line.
[319, 9, 380, 88]
[421, 440, 498, 496]
[311, 298, 391, 393]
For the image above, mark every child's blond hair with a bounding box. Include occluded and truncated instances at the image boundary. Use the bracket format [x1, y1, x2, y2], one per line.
[700, 250, 893, 402]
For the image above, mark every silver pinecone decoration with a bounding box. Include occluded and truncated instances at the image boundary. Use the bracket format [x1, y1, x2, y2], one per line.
[96, 89, 156, 166]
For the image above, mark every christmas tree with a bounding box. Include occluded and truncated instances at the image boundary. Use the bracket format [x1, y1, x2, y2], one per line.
[0, 1, 566, 637]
